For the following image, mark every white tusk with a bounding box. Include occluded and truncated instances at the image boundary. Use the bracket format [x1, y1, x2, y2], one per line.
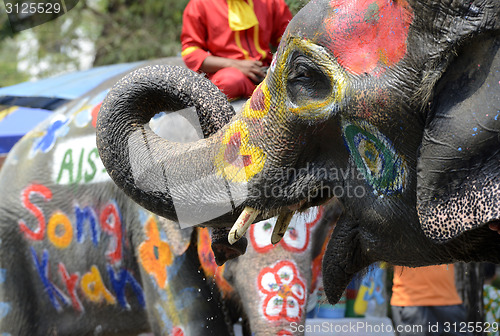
[228, 207, 260, 245]
[271, 208, 295, 245]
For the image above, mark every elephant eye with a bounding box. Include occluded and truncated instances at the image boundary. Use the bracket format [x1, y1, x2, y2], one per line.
[286, 53, 332, 106]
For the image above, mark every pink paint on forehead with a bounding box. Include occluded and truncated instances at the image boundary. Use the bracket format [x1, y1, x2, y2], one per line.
[324, 0, 413, 75]
[249, 84, 266, 111]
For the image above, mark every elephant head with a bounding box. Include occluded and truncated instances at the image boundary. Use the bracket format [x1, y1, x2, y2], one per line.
[97, 0, 500, 304]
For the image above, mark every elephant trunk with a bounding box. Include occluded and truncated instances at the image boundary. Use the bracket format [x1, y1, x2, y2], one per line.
[96, 65, 241, 227]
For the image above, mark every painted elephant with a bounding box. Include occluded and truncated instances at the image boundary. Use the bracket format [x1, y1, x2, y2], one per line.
[96, 0, 500, 306]
[200, 204, 340, 336]
[0, 57, 340, 335]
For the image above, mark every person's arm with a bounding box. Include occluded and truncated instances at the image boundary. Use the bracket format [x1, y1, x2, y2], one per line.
[200, 56, 266, 83]
[270, 0, 293, 47]
[181, 0, 210, 72]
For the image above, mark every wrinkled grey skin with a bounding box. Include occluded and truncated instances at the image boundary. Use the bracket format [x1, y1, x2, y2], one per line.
[97, 0, 500, 305]
[210, 203, 340, 336]
[0, 57, 338, 335]
[0, 58, 232, 335]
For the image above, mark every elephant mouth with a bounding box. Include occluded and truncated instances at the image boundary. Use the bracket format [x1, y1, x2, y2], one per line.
[488, 220, 500, 234]
[210, 227, 249, 266]
[228, 187, 334, 246]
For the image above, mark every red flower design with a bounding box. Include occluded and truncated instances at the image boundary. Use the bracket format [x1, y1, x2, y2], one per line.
[224, 132, 253, 167]
[325, 0, 413, 75]
[216, 120, 266, 182]
[250, 206, 323, 253]
[243, 82, 270, 119]
[257, 260, 306, 322]
[171, 326, 184, 336]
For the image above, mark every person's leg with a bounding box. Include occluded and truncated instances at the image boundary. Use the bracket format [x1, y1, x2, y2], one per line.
[391, 305, 429, 336]
[430, 304, 472, 336]
[209, 67, 256, 100]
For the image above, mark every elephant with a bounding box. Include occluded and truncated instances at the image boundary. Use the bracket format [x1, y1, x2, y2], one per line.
[0, 57, 340, 335]
[200, 204, 340, 336]
[96, 0, 500, 306]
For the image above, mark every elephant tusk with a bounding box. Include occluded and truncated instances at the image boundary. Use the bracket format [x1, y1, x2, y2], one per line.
[228, 207, 260, 245]
[271, 208, 295, 245]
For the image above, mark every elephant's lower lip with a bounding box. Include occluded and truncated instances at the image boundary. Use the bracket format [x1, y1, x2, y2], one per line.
[287, 199, 308, 211]
[295, 192, 335, 213]
[488, 221, 500, 233]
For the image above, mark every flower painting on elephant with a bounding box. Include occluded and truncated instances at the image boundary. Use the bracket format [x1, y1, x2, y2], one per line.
[342, 120, 408, 195]
[139, 216, 174, 288]
[193, 205, 334, 335]
[258, 260, 306, 323]
[216, 119, 266, 183]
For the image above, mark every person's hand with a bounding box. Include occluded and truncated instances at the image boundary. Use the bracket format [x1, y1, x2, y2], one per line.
[230, 59, 266, 83]
[200, 56, 267, 83]
[231, 59, 266, 83]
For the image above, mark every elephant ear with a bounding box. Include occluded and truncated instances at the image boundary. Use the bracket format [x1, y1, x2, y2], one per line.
[416, 36, 500, 242]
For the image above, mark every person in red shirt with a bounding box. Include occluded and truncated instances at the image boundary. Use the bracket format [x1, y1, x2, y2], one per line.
[181, 0, 292, 100]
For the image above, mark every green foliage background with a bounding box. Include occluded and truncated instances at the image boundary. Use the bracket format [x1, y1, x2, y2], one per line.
[0, 0, 308, 87]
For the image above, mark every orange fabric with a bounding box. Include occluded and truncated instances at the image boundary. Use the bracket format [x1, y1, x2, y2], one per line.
[181, 0, 292, 72]
[391, 264, 463, 307]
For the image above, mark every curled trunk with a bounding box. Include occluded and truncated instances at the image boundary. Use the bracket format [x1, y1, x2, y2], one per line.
[96, 65, 241, 227]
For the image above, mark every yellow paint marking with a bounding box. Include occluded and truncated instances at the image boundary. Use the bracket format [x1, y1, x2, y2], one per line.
[215, 120, 266, 182]
[47, 212, 73, 249]
[81, 265, 116, 304]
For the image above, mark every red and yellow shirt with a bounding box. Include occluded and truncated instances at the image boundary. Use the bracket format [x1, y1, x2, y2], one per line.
[181, 0, 292, 72]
